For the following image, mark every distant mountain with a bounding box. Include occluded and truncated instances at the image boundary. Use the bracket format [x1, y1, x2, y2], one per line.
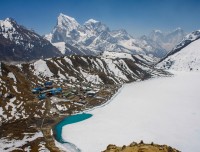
[138, 35, 167, 58]
[157, 30, 200, 71]
[45, 13, 171, 58]
[0, 18, 61, 61]
[148, 28, 185, 51]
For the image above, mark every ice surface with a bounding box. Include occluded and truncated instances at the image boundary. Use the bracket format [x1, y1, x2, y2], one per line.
[62, 72, 200, 152]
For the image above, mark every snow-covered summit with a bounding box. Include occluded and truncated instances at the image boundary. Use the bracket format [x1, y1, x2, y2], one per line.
[0, 18, 14, 29]
[84, 19, 99, 24]
[153, 29, 162, 33]
[84, 19, 109, 33]
[57, 13, 80, 31]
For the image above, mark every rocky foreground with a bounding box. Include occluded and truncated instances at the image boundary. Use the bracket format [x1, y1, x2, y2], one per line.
[103, 141, 180, 152]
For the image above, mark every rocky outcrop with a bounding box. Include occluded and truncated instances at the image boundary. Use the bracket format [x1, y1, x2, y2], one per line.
[103, 141, 180, 152]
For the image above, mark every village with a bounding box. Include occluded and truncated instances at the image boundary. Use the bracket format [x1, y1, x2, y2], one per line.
[31, 80, 119, 115]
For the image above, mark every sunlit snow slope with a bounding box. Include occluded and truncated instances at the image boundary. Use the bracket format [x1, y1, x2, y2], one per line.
[157, 30, 200, 71]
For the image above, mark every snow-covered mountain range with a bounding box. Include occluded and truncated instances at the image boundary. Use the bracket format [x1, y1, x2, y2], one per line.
[0, 18, 61, 61]
[46, 13, 185, 58]
[157, 30, 200, 71]
[148, 28, 185, 51]
[0, 14, 186, 62]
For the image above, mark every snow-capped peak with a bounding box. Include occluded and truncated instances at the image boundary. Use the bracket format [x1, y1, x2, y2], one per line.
[153, 30, 162, 33]
[84, 19, 109, 33]
[57, 13, 80, 31]
[0, 18, 14, 29]
[85, 19, 99, 24]
[5, 17, 15, 22]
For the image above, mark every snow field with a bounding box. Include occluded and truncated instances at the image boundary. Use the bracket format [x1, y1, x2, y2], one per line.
[62, 72, 200, 152]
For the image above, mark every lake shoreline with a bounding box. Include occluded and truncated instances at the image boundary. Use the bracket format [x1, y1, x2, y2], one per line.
[52, 85, 122, 151]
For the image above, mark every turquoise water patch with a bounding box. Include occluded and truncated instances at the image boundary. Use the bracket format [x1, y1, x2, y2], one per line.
[54, 113, 93, 143]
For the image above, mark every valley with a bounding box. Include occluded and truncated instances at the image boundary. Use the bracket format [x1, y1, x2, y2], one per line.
[0, 52, 168, 151]
[0, 4, 200, 152]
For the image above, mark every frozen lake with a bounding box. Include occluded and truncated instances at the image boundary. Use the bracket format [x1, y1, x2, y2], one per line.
[62, 72, 200, 152]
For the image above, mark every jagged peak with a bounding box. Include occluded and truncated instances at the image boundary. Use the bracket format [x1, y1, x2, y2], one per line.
[58, 13, 76, 21]
[5, 17, 16, 22]
[57, 13, 80, 30]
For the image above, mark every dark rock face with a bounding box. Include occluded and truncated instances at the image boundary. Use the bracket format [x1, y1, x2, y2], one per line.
[0, 18, 61, 62]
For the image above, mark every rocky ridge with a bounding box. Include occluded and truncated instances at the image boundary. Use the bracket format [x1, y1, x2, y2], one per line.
[103, 141, 180, 152]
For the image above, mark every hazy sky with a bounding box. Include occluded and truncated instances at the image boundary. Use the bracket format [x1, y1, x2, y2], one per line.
[1, 0, 200, 37]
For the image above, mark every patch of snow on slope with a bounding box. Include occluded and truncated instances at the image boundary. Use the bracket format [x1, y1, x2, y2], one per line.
[7, 72, 16, 82]
[38, 141, 50, 152]
[62, 72, 200, 152]
[5, 97, 17, 120]
[33, 59, 53, 77]
[0, 132, 43, 152]
[13, 86, 20, 93]
[64, 57, 73, 66]
[0, 107, 3, 122]
[58, 70, 66, 79]
[103, 58, 128, 81]
[52, 42, 66, 54]
[102, 51, 134, 60]
[80, 68, 103, 84]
